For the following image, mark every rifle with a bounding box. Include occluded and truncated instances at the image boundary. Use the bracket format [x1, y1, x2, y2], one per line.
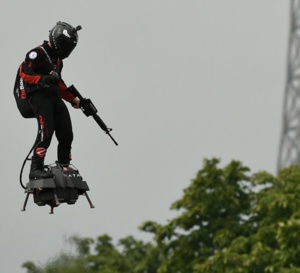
[67, 85, 118, 146]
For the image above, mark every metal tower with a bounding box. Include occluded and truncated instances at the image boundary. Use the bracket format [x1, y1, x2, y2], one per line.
[278, 0, 300, 171]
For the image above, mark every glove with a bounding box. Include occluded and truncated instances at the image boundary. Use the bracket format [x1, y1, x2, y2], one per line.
[71, 97, 81, 109]
[38, 75, 59, 89]
[50, 70, 59, 79]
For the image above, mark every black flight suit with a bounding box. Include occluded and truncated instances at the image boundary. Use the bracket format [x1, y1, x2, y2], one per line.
[17, 40, 76, 165]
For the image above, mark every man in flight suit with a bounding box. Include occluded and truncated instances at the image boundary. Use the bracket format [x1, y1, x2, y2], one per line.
[16, 22, 82, 179]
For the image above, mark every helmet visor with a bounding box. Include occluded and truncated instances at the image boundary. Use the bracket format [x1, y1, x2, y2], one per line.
[58, 38, 77, 59]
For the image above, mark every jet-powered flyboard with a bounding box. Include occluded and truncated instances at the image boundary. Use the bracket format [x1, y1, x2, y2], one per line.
[20, 86, 118, 214]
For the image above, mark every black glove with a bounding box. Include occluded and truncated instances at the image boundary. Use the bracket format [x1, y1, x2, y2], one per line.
[38, 75, 59, 89]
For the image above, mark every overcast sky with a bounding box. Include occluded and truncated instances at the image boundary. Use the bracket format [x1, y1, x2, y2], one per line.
[1, 1, 289, 272]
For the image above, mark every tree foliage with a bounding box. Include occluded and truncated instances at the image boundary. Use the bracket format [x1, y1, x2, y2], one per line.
[23, 159, 300, 273]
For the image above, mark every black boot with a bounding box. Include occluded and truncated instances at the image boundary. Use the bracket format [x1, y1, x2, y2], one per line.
[29, 157, 54, 180]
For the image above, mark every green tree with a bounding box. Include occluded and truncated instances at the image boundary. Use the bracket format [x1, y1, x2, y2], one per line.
[23, 234, 161, 273]
[140, 158, 253, 273]
[117, 236, 162, 273]
[196, 165, 300, 273]
[24, 159, 300, 273]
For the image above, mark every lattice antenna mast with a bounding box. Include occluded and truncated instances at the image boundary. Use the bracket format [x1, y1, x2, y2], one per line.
[278, 0, 300, 171]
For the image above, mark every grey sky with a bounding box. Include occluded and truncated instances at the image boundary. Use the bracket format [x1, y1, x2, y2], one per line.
[1, 1, 288, 272]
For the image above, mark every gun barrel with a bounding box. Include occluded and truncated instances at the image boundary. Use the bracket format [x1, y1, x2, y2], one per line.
[93, 114, 107, 131]
[93, 115, 118, 146]
[107, 132, 118, 146]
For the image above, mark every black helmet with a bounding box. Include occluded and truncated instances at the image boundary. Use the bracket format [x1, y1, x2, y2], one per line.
[49, 21, 82, 59]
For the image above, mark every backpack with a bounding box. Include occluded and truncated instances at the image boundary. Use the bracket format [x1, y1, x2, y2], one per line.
[13, 70, 36, 118]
